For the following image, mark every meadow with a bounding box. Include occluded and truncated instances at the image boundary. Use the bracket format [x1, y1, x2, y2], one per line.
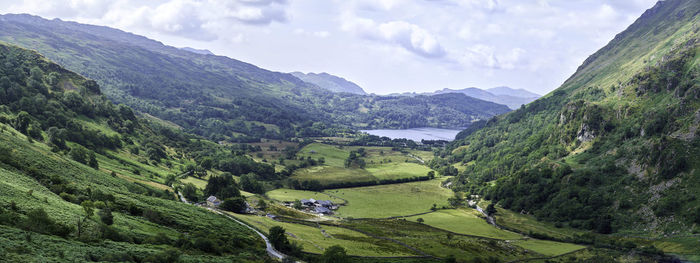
[291, 143, 435, 187]
[266, 189, 345, 204]
[324, 178, 452, 218]
[233, 213, 414, 257]
[405, 209, 522, 240]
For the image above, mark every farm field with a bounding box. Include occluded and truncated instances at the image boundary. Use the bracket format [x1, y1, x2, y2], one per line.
[510, 239, 585, 256]
[266, 189, 345, 204]
[324, 178, 452, 218]
[291, 143, 435, 186]
[405, 209, 522, 240]
[233, 214, 414, 257]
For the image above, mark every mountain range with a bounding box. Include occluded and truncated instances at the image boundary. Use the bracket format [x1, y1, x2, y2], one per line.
[0, 14, 508, 140]
[392, 86, 540, 109]
[290, 72, 366, 95]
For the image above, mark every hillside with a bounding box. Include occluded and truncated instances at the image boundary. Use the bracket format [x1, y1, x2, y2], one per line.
[290, 72, 366, 95]
[393, 86, 540, 109]
[0, 42, 268, 261]
[439, 0, 700, 235]
[0, 14, 507, 140]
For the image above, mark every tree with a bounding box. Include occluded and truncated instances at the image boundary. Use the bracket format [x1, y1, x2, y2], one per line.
[81, 201, 95, 218]
[220, 197, 247, 213]
[444, 255, 456, 263]
[240, 173, 264, 194]
[98, 208, 114, 226]
[257, 200, 268, 211]
[293, 199, 303, 210]
[322, 245, 348, 263]
[417, 218, 424, 224]
[182, 183, 199, 202]
[88, 151, 99, 169]
[448, 192, 465, 208]
[70, 145, 90, 164]
[486, 203, 497, 216]
[269, 226, 290, 252]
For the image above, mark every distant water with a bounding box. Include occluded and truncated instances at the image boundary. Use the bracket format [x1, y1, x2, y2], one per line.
[361, 127, 463, 142]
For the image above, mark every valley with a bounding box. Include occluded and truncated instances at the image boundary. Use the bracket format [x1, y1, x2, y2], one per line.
[0, 0, 698, 262]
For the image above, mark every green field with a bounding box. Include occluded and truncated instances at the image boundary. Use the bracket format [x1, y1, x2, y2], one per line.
[325, 179, 452, 218]
[492, 206, 585, 240]
[405, 209, 522, 240]
[234, 214, 414, 257]
[511, 239, 585, 256]
[266, 189, 345, 204]
[292, 143, 435, 186]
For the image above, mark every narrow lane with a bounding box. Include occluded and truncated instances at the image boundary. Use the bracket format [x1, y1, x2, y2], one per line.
[176, 190, 288, 261]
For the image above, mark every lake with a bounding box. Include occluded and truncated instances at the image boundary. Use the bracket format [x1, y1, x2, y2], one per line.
[360, 127, 463, 142]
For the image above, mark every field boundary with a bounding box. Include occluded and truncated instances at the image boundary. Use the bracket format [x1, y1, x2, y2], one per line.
[274, 216, 437, 259]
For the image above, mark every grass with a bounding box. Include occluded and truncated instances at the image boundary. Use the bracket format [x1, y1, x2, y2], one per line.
[266, 189, 345, 204]
[364, 162, 432, 181]
[0, 124, 266, 262]
[325, 179, 452, 218]
[405, 209, 522, 240]
[345, 219, 536, 262]
[292, 143, 435, 186]
[510, 239, 585, 256]
[492, 206, 585, 240]
[233, 214, 414, 257]
[180, 176, 209, 190]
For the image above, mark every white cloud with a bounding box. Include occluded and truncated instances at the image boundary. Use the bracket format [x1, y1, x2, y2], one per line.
[461, 45, 524, 70]
[342, 17, 446, 58]
[1, 0, 290, 41]
[0, 0, 660, 94]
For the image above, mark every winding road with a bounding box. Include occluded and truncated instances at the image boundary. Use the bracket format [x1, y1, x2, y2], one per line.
[176, 190, 288, 261]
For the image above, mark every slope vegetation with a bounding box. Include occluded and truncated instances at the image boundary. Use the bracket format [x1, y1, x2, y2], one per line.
[440, 0, 700, 234]
[0, 42, 266, 262]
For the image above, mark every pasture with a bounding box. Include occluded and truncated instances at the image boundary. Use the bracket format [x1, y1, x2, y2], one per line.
[291, 143, 435, 186]
[405, 209, 522, 240]
[266, 189, 345, 204]
[324, 179, 452, 218]
[233, 214, 414, 257]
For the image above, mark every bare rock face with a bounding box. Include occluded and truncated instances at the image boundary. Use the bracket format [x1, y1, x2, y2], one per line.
[577, 123, 596, 142]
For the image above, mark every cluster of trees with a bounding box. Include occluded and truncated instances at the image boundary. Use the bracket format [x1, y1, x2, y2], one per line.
[344, 148, 366, 168]
[289, 173, 435, 191]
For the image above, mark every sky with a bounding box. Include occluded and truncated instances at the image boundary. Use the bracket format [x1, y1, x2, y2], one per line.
[0, 0, 658, 95]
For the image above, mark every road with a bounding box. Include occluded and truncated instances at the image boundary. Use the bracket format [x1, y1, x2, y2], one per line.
[176, 190, 288, 261]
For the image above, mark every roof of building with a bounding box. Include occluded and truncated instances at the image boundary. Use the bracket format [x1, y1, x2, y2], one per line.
[207, 196, 218, 202]
[318, 200, 333, 206]
[315, 207, 331, 214]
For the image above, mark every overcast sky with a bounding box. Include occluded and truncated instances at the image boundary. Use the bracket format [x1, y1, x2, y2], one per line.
[1, 0, 658, 95]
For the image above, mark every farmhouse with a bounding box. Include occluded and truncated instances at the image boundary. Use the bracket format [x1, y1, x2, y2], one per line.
[206, 196, 221, 207]
[314, 206, 332, 215]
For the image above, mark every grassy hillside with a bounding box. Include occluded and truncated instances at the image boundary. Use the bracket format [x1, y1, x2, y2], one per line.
[0, 42, 267, 262]
[0, 14, 509, 141]
[439, 0, 700, 235]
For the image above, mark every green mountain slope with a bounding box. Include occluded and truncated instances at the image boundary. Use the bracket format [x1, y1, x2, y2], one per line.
[0, 42, 266, 261]
[0, 14, 508, 140]
[440, 0, 700, 234]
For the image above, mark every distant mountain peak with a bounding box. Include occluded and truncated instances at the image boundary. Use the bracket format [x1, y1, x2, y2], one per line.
[180, 47, 214, 55]
[290, 71, 366, 95]
[486, 86, 540, 98]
